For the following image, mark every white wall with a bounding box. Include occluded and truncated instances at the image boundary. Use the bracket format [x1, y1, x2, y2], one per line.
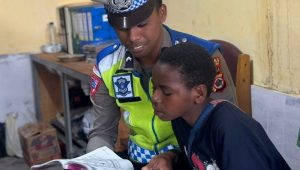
[252, 86, 300, 169]
[0, 54, 35, 122]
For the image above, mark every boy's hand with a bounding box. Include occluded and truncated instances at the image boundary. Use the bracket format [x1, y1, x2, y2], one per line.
[141, 151, 176, 170]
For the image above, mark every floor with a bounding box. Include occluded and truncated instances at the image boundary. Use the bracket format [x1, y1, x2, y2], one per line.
[0, 157, 30, 170]
[0, 157, 63, 170]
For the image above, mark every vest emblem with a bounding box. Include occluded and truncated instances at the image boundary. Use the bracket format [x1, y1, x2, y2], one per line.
[113, 74, 134, 98]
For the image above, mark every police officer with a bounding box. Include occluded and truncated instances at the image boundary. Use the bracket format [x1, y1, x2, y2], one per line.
[88, 0, 237, 169]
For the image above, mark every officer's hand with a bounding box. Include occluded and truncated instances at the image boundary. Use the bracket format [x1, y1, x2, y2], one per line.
[141, 152, 176, 170]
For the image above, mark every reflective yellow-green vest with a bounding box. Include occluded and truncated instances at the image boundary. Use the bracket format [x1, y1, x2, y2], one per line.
[98, 45, 177, 164]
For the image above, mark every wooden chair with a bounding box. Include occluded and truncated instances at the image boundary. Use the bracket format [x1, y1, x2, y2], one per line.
[211, 40, 252, 116]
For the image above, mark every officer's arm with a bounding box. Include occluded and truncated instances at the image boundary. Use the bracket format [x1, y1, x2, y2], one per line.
[86, 70, 121, 152]
[210, 50, 238, 104]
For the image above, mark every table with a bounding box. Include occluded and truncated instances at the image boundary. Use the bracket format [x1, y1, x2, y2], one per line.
[31, 52, 94, 158]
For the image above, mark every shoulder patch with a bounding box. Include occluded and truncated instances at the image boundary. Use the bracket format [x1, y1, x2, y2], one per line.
[212, 57, 226, 92]
[90, 71, 103, 97]
[96, 41, 121, 64]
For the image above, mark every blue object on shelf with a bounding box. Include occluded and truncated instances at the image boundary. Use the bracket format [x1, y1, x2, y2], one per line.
[59, 3, 118, 54]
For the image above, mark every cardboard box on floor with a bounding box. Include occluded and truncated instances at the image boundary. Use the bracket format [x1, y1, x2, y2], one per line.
[18, 122, 61, 166]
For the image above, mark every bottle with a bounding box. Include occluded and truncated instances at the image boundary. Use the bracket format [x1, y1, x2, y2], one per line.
[42, 22, 61, 53]
[48, 22, 57, 45]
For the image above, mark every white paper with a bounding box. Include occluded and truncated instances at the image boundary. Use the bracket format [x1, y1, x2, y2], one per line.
[31, 146, 133, 170]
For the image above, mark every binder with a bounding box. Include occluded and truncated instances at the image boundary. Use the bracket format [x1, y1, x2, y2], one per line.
[58, 2, 118, 54]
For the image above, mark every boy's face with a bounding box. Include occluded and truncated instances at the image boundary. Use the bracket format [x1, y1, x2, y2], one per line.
[152, 62, 198, 121]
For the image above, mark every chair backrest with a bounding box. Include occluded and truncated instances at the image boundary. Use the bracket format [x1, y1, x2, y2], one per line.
[211, 40, 252, 116]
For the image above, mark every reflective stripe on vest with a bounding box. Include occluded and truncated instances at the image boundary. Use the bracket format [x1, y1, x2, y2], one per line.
[128, 139, 176, 163]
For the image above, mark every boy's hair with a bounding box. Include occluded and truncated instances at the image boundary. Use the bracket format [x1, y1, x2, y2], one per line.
[155, 0, 163, 9]
[159, 42, 216, 97]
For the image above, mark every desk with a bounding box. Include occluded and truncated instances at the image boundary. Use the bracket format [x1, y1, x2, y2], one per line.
[31, 53, 94, 158]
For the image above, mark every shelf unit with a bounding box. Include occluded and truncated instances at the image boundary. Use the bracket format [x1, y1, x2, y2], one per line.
[31, 53, 94, 158]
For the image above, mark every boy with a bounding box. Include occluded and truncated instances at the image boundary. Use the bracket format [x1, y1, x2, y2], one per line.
[147, 42, 290, 170]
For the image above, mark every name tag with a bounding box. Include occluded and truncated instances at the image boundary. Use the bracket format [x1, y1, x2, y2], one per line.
[112, 74, 134, 99]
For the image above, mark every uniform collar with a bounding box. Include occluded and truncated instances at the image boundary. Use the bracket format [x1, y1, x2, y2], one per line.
[121, 27, 172, 72]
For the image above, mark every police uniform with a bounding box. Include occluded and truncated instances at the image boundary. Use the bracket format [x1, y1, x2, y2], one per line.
[88, 0, 237, 165]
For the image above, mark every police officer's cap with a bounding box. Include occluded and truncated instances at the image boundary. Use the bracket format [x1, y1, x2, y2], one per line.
[93, 0, 157, 29]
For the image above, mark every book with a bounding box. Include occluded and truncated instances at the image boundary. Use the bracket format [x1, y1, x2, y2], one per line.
[31, 146, 133, 170]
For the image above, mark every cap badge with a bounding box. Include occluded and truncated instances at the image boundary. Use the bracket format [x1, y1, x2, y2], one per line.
[110, 0, 133, 11]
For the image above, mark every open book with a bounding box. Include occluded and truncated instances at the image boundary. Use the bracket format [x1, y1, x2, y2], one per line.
[31, 146, 133, 170]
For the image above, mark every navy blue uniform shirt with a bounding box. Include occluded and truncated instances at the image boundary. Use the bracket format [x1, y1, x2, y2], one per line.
[172, 101, 291, 170]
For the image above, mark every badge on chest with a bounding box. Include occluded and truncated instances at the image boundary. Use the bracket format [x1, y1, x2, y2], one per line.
[112, 73, 134, 99]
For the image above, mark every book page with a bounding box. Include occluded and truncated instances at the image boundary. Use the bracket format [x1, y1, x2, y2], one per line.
[31, 146, 133, 170]
[70, 146, 133, 170]
[30, 159, 69, 169]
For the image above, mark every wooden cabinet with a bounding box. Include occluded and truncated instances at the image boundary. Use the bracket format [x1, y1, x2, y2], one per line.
[34, 63, 63, 122]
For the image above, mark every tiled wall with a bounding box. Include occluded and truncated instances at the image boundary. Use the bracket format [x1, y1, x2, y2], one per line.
[252, 85, 300, 169]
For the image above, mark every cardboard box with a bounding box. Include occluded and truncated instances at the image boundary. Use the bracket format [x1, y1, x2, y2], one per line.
[18, 122, 61, 166]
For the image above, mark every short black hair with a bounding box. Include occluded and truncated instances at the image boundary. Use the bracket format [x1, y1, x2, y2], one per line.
[155, 0, 163, 10]
[158, 42, 216, 97]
